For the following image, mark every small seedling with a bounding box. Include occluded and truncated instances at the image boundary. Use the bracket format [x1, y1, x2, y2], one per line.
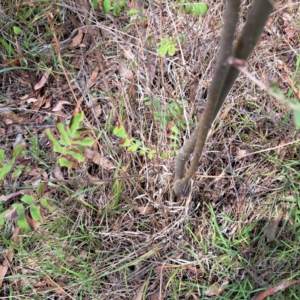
[45, 112, 94, 169]
[157, 35, 178, 57]
[93, 0, 127, 16]
[113, 125, 156, 159]
[0, 182, 55, 234]
[0, 145, 31, 181]
[173, 1, 208, 17]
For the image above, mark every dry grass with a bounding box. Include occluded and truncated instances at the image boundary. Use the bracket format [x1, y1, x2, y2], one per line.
[1, 0, 300, 299]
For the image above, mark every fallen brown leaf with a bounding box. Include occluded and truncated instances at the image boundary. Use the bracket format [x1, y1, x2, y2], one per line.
[0, 248, 14, 287]
[70, 29, 84, 47]
[0, 189, 34, 201]
[119, 61, 134, 80]
[54, 165, 64, 180]
[101, 157, 116, 169]
[204, 281, 228, 296]
[87, 68, 99, 88]
[135, 281, 147, 300]
[34, 68, 52, 91]
[135, 206, 154, 215]
[52, 100, 72, 112]
[87, 173, 105, 185]
[254, 279, 300, 300]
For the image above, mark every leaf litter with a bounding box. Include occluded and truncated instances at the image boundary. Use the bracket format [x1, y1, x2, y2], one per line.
[0, 0, 300, 299]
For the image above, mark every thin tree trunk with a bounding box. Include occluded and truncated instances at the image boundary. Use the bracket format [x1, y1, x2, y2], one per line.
[174, 0, 275, 195]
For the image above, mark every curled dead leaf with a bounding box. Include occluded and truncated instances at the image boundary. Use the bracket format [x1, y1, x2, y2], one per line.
[52, 100, 72, 112]
[204, 281, 229, 296]
[254, 279, 300, 300]
[135, 206, 154, 215]
[100, 157, 116, 169]
[34, 68, 52, 91]
[87, 68, 99, 89]
[87, 173, 105, 185]
[70, 29, 84, 47]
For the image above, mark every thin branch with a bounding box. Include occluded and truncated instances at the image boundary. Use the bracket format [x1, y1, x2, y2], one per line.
[174, 0, 276, 195]
[174, 0, 240, 195]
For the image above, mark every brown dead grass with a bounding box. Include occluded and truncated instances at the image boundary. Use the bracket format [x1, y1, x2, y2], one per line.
[1, 0, 300, 299]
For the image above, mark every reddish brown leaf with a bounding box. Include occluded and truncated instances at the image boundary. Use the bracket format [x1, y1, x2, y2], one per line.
[34, 68, 52, 91]
[254, 279, 300, 300]
[0, 189, 34, 201]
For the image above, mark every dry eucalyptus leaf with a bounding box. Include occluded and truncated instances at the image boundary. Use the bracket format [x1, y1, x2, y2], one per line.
[87, 68, 99, 88]
[34, 68, 52, 91]
[123, 48, 135, 60]
[101, 157, 116, 169]
[135, 281, 147, 300]
[119, 61, 134, 80]
[87, 173, 105, 185]
[52, 100, 72, 112]
[236, 149, 247, 159]
[135, 206, 154, 215]
[54, 165, 64, 180]
[70, 29, 84, 47]
[204, 281, 228, 296]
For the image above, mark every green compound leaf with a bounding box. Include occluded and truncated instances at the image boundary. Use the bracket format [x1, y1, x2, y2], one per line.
[139, 147, 150, 155]
[158, 44, 168, 57]
[127, 144, 139, 152]
[0, 163, 13, 181]
[168, 134, 180, 142]
[69, 112, 84, 136]
[65, 149, 85, 162]
[193, 3, 208, 17]
[12, 168, 22, 179]
[72, 137, 94, 147]
[56, 122, 70, 144]
[30, 204, 44, 222]
[113, 2, 121, 16]
[17, 211, 32, 233]
[120, 139, 131, 147]
[45, 129, 64, 153]
[168, 45, 176, 56]
[21, 194, 35, 205]
[12, 144, 23, 163]
[170, 124, 181, 135]
[185, 3, 192, 14]
[59, 157, 75, 169]
[37, 182, 45, 198]
[40, 198, 55, 212]
[92, 0, 100, 10]
[113, 126, 128, 139]
[102, 0, 111, 14]
[0, 149, 5, 163]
